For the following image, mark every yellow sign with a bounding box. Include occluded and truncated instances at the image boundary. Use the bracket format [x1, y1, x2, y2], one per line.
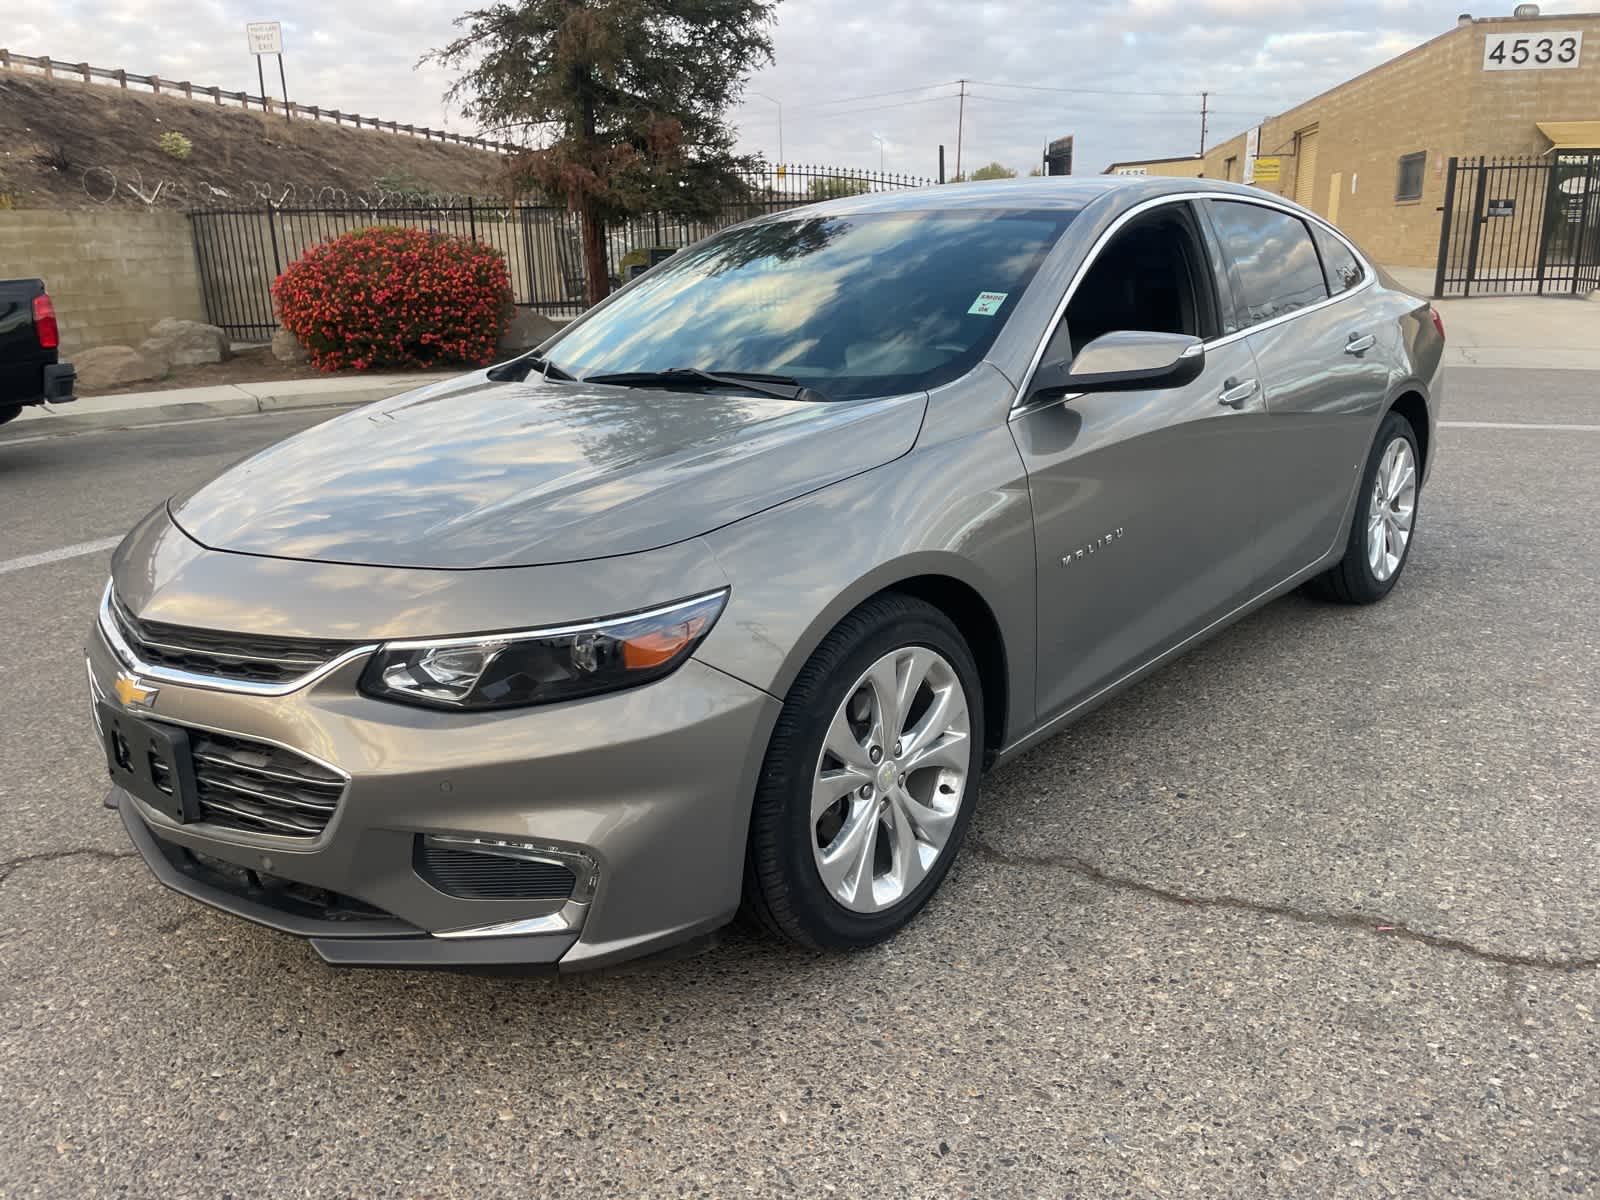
[1252, 156, 1282, 183]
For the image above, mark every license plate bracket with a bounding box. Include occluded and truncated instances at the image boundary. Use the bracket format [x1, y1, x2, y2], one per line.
[98, 703, 199, 824]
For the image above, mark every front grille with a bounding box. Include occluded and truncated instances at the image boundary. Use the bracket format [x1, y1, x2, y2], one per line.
[108, 590, 359, 685]
[190, 730, 346, 838]
[415, 840, 577, 901]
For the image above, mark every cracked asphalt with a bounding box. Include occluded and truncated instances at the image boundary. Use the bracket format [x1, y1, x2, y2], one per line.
[1, 366, 1596, 1198]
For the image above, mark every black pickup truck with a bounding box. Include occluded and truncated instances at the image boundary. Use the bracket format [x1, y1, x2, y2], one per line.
[0, 278, 75, 426]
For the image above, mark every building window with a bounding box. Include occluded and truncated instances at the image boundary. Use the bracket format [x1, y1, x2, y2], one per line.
[1224, 156, 1237, 181]
[1395, 151, 1426, 202]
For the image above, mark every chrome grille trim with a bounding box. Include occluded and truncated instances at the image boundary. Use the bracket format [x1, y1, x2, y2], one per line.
[186, 728, 348, 838]
[99, 583, 379, 696]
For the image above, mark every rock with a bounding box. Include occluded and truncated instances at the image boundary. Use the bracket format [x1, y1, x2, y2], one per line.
[496, 309, 563, 358]
[75, 345, 163, 390]
[271, 326, 308, 364]
[139, 317, 232, 369]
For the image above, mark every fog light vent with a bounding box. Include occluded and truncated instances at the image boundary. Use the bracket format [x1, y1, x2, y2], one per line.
[415, 836, 580, 901]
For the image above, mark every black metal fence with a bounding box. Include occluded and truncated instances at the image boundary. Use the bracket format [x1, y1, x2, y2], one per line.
[188, 166, 937, 340]
[1434, 154, 1600, 298]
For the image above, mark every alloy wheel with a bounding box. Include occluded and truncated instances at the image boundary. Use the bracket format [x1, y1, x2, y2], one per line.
[810, 646, 971, 914]
[1366, 437, 1417, 583]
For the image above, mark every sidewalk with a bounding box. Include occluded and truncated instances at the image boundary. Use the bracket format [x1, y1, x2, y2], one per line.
[1, 371, 454, 442]
[1383, 265, 1600, 371]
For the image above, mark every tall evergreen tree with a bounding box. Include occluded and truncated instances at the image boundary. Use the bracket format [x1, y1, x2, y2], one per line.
[431, 0, 777, 304]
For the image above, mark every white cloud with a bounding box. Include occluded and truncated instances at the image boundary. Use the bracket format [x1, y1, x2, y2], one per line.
[29, 1, 1490, 179]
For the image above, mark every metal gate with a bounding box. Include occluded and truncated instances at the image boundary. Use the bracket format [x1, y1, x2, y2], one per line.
[1434, 153, 1600, 297]
[187, 166, 937, 341]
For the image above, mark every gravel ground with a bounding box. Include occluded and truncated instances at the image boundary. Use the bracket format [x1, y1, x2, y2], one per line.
[1, 367, 1596, 1199]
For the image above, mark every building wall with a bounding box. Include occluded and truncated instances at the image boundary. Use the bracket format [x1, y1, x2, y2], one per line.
[1107, 158, 1206, 178]
[1185, 12, 1600, 266]
[0, 210, 206, 355]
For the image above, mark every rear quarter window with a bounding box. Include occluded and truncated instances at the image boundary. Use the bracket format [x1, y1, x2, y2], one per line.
[1312, 225, 1366, 295]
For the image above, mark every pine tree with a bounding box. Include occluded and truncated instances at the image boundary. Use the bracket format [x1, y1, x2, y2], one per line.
[431, 0, 776, 304]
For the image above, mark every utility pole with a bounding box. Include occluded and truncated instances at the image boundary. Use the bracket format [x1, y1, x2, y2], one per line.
[1198, 91, 1209, 156]
[955, 79, 967, 180]
[752, 91, 783, 165]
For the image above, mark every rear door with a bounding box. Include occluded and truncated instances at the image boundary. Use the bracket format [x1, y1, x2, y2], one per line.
[1010, 198, 1267, 723]
[1202, 199, 1391, 581]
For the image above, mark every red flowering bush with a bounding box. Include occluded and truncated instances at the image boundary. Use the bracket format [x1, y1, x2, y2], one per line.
[272, 226, 512, 372]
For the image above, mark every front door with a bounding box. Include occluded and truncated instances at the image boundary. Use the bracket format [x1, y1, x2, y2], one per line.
[1009, 199, 1268, 723]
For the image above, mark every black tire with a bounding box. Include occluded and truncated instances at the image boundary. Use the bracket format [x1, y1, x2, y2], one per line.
[741, 593, 985, 951]
[1307, 410, 1421, 605]
[0, 405, 21, 428]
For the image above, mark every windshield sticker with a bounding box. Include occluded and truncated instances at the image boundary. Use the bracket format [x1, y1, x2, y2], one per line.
[968, 291, 1008, 316]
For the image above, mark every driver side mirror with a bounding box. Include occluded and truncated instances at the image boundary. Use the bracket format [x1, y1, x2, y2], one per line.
[1030, 331, 1205, 400]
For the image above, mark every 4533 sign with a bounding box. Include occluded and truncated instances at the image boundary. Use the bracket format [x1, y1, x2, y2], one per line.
[1483, 30, 1582, 70]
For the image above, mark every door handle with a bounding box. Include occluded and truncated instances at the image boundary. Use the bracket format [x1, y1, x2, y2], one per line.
[1345, 332, 1377, 355]
[1217, 378, 1258, 408]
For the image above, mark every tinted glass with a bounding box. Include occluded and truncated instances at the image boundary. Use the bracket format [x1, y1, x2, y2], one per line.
[546, 209, 1077, 400]
[1208, 201, 1329, 326]
[1312, 225, 1364, 294]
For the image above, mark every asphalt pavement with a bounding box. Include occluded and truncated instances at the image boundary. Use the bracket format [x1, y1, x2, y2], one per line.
[1, 368, 1597, 1198]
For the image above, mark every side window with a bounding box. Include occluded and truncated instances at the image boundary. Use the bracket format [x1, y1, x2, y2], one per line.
[1207, 200, 1329, 326]
[1395, 151, 1426, 202]
[1052, 204, 1221, 360]
[1312, 225, 1365, 295]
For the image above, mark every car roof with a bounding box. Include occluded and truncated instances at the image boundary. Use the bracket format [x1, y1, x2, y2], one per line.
[777, 174, 1262, 219]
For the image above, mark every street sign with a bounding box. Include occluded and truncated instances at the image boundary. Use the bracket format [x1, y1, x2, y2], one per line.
[1252, 156, 1282, 183]
[246, 21, 283, 56]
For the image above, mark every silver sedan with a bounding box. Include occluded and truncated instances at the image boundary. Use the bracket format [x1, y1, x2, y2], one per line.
[87, 177, 1442, 971]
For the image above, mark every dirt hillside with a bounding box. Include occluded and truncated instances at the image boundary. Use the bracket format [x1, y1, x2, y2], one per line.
[0, 70, 512, 209]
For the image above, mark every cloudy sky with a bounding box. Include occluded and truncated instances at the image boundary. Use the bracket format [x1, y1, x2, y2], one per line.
[21, 0, 1595, 178]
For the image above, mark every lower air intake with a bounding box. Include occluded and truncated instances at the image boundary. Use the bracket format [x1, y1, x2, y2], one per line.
[415, 838, 577, 901]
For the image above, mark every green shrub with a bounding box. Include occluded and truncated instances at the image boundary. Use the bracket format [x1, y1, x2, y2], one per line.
[158, 132, 193, 160]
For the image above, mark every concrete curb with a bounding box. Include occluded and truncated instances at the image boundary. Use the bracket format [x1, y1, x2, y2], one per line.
[0, 373, 454, 442]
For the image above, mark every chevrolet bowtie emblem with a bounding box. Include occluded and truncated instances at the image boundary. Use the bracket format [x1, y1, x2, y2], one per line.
[113, 672, 158, 709]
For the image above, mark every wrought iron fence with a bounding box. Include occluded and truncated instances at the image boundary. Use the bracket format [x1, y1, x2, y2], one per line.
[1434, 154, 1600, 298]
[188, 166, 938, 339]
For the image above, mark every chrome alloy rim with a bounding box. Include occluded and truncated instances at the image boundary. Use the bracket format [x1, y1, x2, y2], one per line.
[811, 647, 971, 914]
[1367, 437, 1417, 583]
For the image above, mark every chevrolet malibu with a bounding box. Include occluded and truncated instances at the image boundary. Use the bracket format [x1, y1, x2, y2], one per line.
[88, 177, 1442, 971]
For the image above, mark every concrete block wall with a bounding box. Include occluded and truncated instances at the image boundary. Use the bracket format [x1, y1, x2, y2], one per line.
[0, 209, 206, 356]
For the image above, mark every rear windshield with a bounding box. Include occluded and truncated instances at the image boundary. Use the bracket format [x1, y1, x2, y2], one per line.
[546, 208, 1077, 400]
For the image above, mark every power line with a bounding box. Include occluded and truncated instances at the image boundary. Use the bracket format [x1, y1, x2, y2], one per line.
[793, 81, 960, 111]
[967, 78, 1291, 101]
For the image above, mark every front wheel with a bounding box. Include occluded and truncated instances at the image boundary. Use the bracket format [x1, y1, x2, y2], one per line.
[1308, 410, 1421, 604]
[742, 594, 984, 951]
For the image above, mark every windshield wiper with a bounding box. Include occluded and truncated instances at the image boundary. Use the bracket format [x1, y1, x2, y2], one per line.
[584, 367, 829, 403]
[486, 352, 575, 383]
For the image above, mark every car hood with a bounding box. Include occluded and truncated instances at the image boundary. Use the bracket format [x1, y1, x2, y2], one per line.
[169, 371, 927, 569]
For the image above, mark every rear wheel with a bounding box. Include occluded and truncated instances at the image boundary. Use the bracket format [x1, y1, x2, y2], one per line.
[742, 594, 984, 950]
[1308, 410, 1420, 604]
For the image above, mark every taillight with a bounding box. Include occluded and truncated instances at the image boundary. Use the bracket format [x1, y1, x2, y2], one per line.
[1428, 305, 1445, 342]
[32, 294, 60, 350]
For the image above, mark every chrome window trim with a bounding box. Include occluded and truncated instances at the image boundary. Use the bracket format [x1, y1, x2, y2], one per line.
[1008, 190, 1376, 419]
[98, 582, 379, 697]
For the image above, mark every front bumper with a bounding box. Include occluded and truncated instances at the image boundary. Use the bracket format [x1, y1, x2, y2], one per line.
[89, 624, 780, 972]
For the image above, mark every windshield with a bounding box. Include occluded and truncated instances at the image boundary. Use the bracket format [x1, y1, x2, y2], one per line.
[546, 208, 1077, 400]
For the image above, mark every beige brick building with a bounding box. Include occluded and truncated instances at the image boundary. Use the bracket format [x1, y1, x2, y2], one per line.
[1103, 10, 1600, 267]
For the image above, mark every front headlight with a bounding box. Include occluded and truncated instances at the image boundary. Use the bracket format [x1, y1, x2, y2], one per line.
[360, 590, 728, 711]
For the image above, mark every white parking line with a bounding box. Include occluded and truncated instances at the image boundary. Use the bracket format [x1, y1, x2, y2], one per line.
[0, 536, 122, 576]
[1440, 421, 1600, 432]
